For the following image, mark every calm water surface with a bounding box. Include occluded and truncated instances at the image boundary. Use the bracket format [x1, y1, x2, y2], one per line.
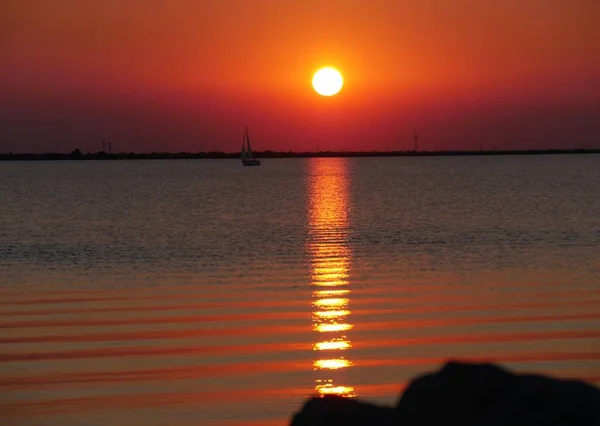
[1, 155, 599, 425]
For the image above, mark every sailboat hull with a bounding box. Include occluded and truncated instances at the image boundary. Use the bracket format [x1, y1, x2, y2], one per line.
[242, 159, 261, 166]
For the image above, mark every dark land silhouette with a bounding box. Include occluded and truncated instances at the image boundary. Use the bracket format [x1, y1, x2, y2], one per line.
[291, 361, 600, 426]
[1, 148, 599, 161]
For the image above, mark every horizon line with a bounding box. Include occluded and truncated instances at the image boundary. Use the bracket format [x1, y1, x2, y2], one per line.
[1, 148, 599, 161]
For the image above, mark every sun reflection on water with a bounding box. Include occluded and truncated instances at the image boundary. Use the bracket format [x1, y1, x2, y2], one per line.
[308, 158, 356, 398]
[314, 323, 353, 333]
[313, 340, 351, 351]
[313, 298, 349, 308]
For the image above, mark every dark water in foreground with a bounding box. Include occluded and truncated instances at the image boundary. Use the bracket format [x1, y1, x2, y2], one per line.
[1, 155, 599, 425]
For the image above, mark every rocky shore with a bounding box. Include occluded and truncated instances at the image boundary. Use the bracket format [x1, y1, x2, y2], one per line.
[291, 361, 600, 426]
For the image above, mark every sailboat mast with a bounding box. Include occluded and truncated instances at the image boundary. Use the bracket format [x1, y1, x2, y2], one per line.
[414, 132, 418, 152]
[241, 127, 248, 159]
[246, 126, 253, 155]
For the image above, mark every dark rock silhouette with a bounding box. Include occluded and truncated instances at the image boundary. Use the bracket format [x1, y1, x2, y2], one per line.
[290, 361, 600, 426]
[291, 396, 395, 426]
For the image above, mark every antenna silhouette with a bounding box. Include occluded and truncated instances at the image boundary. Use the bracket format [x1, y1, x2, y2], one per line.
[414, 132, 418, 152]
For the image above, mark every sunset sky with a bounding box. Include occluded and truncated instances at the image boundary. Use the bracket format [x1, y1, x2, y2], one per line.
[2, 0, 599, 153]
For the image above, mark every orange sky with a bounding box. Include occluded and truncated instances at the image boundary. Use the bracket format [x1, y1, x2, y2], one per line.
[2, 0, 599, 153]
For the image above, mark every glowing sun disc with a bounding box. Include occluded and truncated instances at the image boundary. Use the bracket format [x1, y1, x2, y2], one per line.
[312, 67, 343, 96]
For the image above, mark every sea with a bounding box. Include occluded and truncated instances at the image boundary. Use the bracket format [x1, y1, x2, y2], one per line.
[1, 155, 599, 426]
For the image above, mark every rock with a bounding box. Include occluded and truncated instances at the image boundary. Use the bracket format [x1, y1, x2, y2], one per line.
[395, 361, 600, 426]
[290, 361, 600, 426]
[290, 395, 394, 426]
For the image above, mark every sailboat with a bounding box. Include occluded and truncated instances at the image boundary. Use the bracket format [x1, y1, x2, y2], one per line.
[241, 126, 261, 166]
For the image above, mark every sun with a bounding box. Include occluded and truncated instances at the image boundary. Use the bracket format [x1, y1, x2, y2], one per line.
[312, 67, 344, 97]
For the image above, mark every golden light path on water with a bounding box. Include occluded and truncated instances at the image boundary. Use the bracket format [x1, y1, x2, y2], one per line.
[308, 158, 356, 398]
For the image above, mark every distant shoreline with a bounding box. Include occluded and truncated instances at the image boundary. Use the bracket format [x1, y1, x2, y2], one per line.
[1, 149, 599, 161]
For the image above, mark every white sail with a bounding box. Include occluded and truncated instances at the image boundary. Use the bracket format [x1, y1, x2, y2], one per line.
[241, 141, 248, 160]
[246, 128, 253, 158]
